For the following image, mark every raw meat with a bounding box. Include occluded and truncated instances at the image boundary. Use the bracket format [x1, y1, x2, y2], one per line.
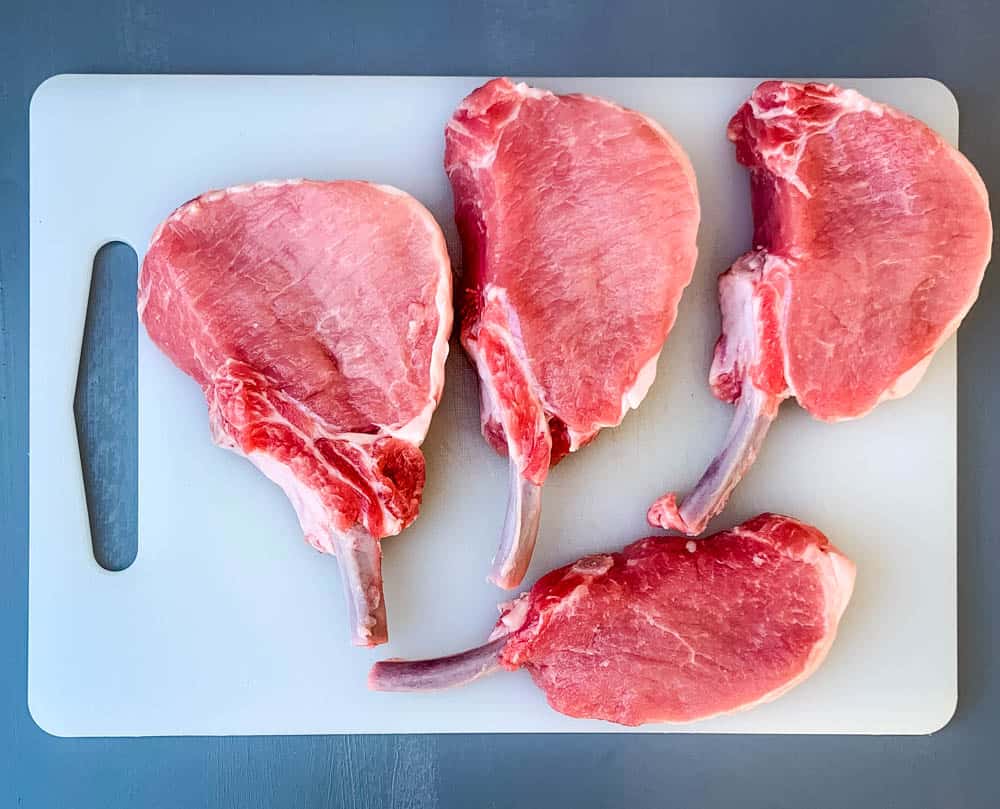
[649, 81, 992, 536]
[369, 513, 855, 726]
[139, 179, 452, 646]
[447, 78, 700, 588]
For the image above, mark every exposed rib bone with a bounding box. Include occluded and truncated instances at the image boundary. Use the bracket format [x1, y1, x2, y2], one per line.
[489, 455, 543, 589]
[648, 380, 779, 536]
[368, 637, 508, 691]
[330, 525, 388, 647]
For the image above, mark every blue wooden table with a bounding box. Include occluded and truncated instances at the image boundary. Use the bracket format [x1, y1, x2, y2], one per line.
[2, 2, 998, 806]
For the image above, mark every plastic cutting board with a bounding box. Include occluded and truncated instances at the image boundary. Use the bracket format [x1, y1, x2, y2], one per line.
[29, 76, 959, 735]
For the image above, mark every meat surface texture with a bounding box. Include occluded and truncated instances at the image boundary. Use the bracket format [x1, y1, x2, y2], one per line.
[649, 81, 992, 536]
[139, 179, 452, 646]
[446, 78, 700, 588]
[369, 514, 855, 726]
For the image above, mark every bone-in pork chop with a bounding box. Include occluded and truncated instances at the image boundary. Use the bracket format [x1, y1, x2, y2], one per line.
[446, 78, 700, 587]
[139, 179, 452, 646]
[649, 81, 992, 536]
[370, 513, 855, 726]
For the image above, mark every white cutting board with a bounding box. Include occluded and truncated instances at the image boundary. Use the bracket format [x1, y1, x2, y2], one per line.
[29, 76, 959, 736]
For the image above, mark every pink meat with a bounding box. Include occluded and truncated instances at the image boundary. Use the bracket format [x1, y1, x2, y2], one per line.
[369, 514, 855, 727]
[649, 81, 992, 536]
[447, 78, 700, 588]
[139, 179, 453, 646]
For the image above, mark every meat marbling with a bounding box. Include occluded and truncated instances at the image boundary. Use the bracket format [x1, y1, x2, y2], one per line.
[139, 179, 452, 646]
[447, 78, 700, 588]
[649, 81, 992, 536]
[369, 513, 855, 726]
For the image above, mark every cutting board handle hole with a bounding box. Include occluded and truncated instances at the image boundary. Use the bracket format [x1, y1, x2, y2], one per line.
[74, 241, 139, 572]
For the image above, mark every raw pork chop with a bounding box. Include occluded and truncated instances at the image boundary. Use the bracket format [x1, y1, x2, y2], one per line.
[649, 81, 992, 536]
[139, 179, 452, 646]
[447, 78, 700, 588]
[370, 513, 855, 726]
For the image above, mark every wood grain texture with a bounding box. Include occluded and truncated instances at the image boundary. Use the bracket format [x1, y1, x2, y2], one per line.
[2, 0, 999, 806]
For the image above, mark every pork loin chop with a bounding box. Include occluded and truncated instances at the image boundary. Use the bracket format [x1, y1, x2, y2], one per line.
[139, 179, 452, 646]
[649, 81, 992, 536]
[447, 78, 700, 587]
[370, 513, 855, 726]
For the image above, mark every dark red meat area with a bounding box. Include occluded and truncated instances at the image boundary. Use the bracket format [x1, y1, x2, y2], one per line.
[209, 361, 425, 537]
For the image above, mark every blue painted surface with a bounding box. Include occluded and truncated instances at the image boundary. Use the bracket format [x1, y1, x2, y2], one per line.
[2, 1, 998, 806]
[75, 242, 139, 572]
